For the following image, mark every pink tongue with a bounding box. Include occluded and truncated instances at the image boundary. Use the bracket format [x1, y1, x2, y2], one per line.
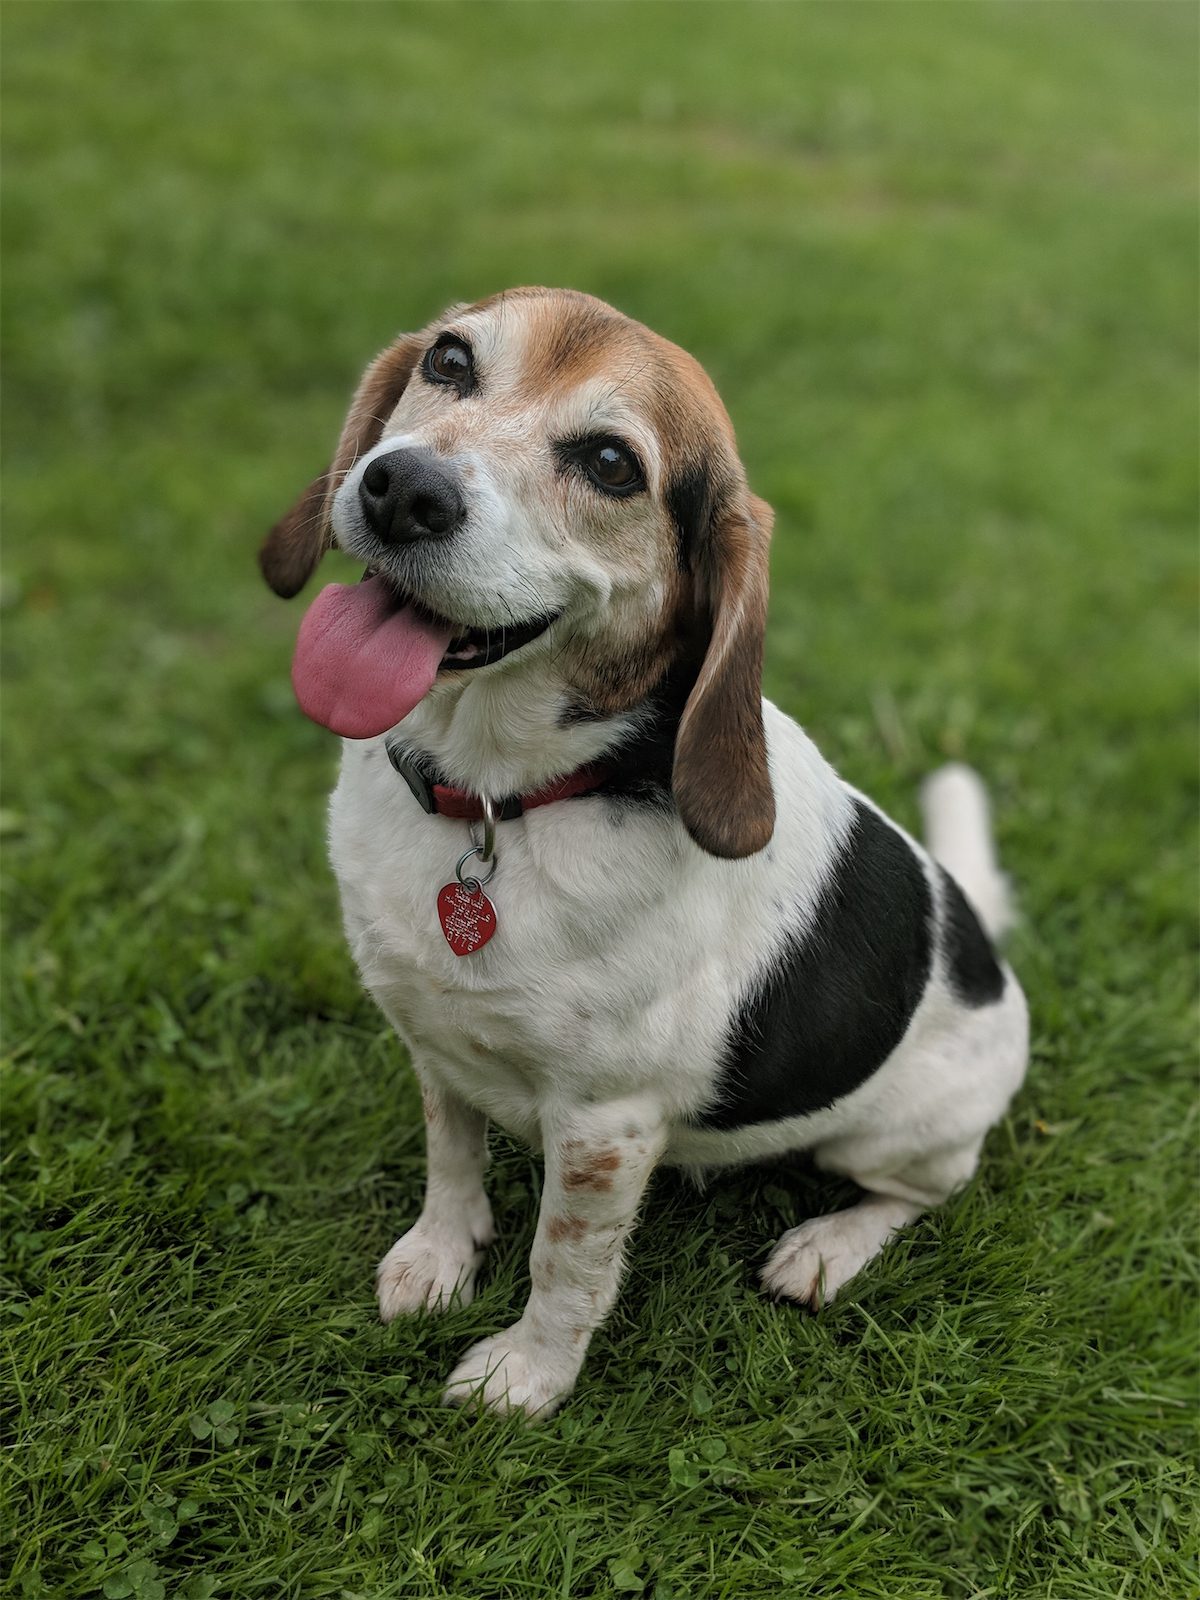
[291, 576, 454, 738]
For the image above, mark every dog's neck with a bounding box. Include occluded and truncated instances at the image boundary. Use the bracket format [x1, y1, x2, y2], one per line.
[396, 664, 644, 798]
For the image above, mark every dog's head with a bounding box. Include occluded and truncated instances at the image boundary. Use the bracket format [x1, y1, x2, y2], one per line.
[261, 287, 774, 858]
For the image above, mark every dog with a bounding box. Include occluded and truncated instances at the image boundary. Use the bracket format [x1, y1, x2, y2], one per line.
[260, 286, 1029, 1419]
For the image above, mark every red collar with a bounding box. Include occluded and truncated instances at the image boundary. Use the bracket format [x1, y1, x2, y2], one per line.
[385, 739, 609, 821]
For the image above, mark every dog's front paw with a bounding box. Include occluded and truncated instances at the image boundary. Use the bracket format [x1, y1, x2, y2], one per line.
[376, 1221, 488, 1321]
[442, 1328, 579, 1420]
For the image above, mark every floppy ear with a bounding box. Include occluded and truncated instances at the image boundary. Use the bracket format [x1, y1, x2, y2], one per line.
[673, 490, 775, 859]
[258, 333, 425, 598]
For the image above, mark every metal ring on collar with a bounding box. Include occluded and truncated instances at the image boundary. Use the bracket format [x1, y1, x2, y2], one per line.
[455, 844, 497, 890]
[471, 795, 498, 866]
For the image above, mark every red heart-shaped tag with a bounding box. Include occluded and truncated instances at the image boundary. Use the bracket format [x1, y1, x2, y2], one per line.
[437, 881, 498, 956]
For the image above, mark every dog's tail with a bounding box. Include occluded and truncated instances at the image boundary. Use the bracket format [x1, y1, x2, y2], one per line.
[920, 762, 1015, 943]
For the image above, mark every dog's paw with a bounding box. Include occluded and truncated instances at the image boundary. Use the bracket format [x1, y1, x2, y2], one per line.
[376, 1222, 488, 1321]
[761, 1212, 871, 1309]
[442, 1328, 578, 1420]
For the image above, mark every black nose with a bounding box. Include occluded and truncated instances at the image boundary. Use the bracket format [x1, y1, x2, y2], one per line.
[358, 449, 465, 544]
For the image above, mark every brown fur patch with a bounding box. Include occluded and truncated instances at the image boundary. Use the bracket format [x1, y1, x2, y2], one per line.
[562, 1148, 622, 1194]
[257, 470, 336, 601]
[517, 292, 645, 403]
[563, 570, 691, 720]
[673, 492, 775, 858]
[546, 1215, 590, 1244]
[259, 332, 425, 598]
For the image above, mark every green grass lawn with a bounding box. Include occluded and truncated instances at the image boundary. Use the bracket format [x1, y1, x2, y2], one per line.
[3, 3, 1196, 1596]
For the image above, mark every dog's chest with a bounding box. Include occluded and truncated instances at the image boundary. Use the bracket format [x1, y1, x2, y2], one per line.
[327, 748, 745, 1135]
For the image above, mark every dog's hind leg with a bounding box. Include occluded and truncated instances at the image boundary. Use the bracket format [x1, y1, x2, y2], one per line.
[761, 1139, 984, 1310]
[376, 1061, 495, 1321]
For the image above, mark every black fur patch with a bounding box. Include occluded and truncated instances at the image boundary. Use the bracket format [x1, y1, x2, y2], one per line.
[558, 696, 611, 726]
[938, 867, 1004, 1005]
[665, 462, 714, 570]
[697, 800, 934, 1129]
[590, 663, 697, 809]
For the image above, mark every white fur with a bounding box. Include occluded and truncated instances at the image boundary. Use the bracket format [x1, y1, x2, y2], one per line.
[921, 761, 1014, 940]
[331, 699, 1028, 1419]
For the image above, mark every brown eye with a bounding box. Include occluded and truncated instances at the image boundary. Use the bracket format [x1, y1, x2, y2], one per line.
[425, 337, 474, 391]
[584, 439, 642, 494]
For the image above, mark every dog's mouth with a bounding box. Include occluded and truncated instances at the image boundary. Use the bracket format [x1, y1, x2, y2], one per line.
[440, 610, 558, 672]
[290, 570, 559, 739]
[369, 571, 559, 673]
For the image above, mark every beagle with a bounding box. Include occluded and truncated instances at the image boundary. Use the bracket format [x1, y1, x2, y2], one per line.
[260, 287, 1029, 1419]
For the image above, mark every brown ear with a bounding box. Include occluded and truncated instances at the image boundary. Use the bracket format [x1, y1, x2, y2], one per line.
[673, 491, 775, 859]
[258, 333, 425, 598]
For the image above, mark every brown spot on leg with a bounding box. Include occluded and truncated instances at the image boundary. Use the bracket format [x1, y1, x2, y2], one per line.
[562, 1148, 622, 1194]
[546, 1215, 590, 1244]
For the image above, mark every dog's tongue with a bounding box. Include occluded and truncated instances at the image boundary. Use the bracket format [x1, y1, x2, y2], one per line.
[291, 576, 453, 738]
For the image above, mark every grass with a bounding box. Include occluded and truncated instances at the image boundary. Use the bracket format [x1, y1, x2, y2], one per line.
[2, 2, 1196, 1596]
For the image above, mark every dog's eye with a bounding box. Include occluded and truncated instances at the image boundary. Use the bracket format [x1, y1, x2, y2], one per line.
[582, 439, 643, 495]
[555, 435, 646, 497]
[425, 337, 475, 392]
